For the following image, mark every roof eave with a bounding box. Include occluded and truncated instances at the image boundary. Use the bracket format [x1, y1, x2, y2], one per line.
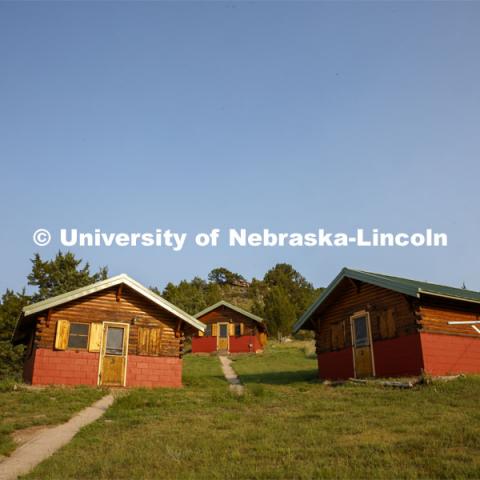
[123, 276, 206, 331]
[194, 300, 264, 324]
[293, 268, 480, 334]
[21, 274, 205, 332]
[21, 274, 129, 316]
[292, 267, 419, 333]
[292, 268, 348, 333]
[419, 289, 480, 305]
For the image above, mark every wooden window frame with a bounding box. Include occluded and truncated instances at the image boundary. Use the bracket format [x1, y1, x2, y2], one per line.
[67, 322, 90, 351]
[351, 314, 369, 347]
[218, 323, 229, 338]
[234, 323, 242, 337]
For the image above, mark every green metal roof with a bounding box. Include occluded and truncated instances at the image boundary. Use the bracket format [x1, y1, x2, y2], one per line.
[16, 273, 206, 335]
[194, 300, 264, 324]
[293, 268, 480, 333]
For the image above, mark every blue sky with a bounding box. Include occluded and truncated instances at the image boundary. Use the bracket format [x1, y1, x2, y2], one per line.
[1, 2, 479, 294]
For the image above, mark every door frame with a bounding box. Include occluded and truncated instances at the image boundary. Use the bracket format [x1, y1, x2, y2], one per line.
[216, 322, 230, 351]
[349, 311, 375, 378]
[97, 322, 130, 387]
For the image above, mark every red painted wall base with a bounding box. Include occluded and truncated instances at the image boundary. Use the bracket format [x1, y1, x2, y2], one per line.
[29, 348, 99, 386]
[191, 335, 262, 354]
[317, 348, 354, 380]
[318, 333, 424, 380]
[191, 336, 217, 353]
[127, 355, 182, 388]
[373, 333, 424, 377]
[230, 335, 262, 353]
[26, 348, 182, 388]
[317, 332, 480, 379]
[420, 332, 480, 375]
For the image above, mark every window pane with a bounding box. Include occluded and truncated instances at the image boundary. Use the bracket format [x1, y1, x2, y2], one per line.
[354, 317, 369, 346]
[67, 323, 89, 349]
[235, 324, 241, 336]
[70, 323, 89, 335]
[219, 324, 228, 338]
[205, 324, 212, 336]
[68, 334, 88, 349]
[106, 327, 124, 355]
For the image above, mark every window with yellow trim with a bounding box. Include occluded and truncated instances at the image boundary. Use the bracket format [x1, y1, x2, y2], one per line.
[67, 323, 89, 349]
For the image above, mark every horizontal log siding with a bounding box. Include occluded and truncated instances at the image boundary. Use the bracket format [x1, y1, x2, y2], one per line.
[313, 279, 417, 354]
[419, 297, 480, 337]
[33, 286, 183, 357]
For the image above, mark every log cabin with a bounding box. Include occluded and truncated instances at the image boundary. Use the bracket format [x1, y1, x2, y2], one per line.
[192, 301, 267, 354]
[12, 274, 206, 388]
[293, 268, 480, 379]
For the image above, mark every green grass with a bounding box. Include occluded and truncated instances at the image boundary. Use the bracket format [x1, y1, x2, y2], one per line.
[0, 382, 105, 456]
[23, 343, 480, 479]
[231, 340, 318, 385]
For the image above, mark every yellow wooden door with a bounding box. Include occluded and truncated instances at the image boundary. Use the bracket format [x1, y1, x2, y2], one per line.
[99, 323, 129, 386]
[217, 323, 229, 351]
[351, 314, 374, 378]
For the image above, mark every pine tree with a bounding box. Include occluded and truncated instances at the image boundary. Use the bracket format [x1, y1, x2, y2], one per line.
[0, 289, 30, 379]
[263, 286, 297, 339]
[28, 251, 108, 301]
[0, 251, 109, 379]
[263, 263, 320, 318]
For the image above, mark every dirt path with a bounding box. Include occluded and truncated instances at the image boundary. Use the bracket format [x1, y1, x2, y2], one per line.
[219, 356, 244, 395]
[0, 393, 114, 480]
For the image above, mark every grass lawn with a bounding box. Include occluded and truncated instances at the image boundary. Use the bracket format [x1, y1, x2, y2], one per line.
[0, 382, 105, 456]
[231, 340, 318, 385]
[23, 343, 480, 479]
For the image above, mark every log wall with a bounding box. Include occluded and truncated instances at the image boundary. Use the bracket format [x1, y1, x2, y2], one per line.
[193, 305, 266, 353]
[313, 278, 418, 354]
[197, 305, 265, 336]
[32, 286, 184, 358]
[419, 297, 480, 337]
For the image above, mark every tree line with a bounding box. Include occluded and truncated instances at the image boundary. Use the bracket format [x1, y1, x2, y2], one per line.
[0, 252, 322, 379]
[159, 265, 321, 336]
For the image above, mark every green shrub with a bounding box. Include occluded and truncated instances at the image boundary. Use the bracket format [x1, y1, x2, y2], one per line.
[0, 377, 20, 392]
[0, 341, 23, 381]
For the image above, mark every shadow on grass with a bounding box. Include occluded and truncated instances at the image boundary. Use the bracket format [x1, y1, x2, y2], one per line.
[237, 370, 318, 385]
[183, 375, 228, 387]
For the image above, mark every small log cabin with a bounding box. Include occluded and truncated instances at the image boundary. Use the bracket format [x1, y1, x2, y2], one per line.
[293, 268, 480, 379]
[12, 274, 205, 388]
[192, 301, 267, 354]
